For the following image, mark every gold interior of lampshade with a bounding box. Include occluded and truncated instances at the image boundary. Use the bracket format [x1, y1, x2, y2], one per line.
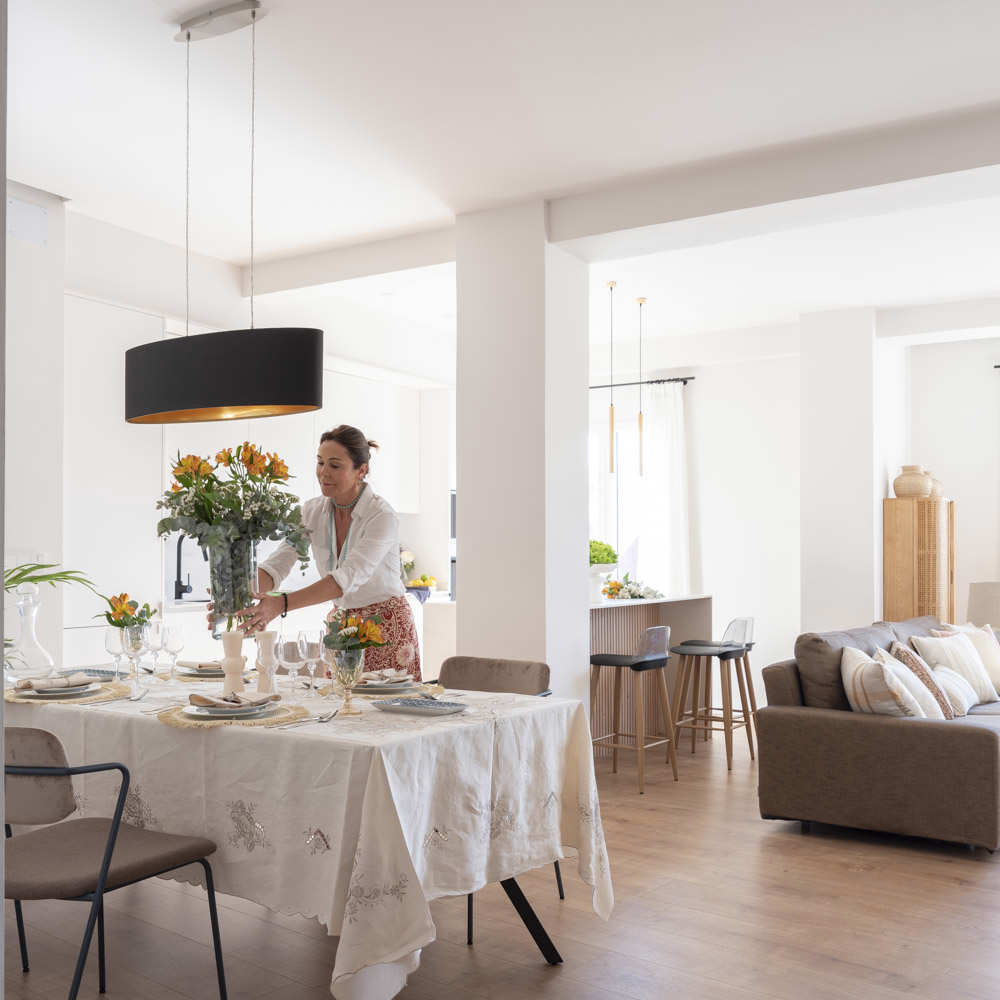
[127, 403, 319, 424]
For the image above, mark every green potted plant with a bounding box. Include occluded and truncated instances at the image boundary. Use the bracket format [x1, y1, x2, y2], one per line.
[589, 540, 618, 603]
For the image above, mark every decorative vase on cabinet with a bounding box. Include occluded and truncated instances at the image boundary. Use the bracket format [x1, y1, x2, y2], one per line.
[883, 497, 955, 622]
[893, 465, 932, 498]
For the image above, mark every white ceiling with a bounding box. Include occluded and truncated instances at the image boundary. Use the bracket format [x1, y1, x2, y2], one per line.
[12, 0, 1000, 263]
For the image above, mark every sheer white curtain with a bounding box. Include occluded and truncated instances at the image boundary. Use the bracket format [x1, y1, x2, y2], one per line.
[588, 382, 691, 595]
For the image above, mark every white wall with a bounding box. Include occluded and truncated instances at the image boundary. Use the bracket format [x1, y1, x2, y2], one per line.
[908, 336, 1000, 622]
[5, 181, 66, 660]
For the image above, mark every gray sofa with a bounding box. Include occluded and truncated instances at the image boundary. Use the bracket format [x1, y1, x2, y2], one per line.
[758, 616, 1000, 850]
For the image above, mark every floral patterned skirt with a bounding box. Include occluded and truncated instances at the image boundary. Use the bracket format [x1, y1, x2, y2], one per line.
[328, 595, 421, 681]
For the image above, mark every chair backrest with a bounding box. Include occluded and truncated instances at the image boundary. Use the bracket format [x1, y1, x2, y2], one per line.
[5, 727, 77, 826]
[438, 656, 550, 695]
[722, 617, 754, 646]
[634, 626, 670, 659]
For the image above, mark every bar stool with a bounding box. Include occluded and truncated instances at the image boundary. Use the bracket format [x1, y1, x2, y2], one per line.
[670, 618, 756, 771]
[590, 626, 679, 794]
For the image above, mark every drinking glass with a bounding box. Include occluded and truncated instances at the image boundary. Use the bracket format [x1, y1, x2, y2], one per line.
[331, 648, 364, 715]
[162, 625, 184, 682]
[121, 624, 148, 697]
[146, 621, 165, 676]
[297, 630, 324, 697]
[104, 627, 125, 681]
[276, 636, 306, 702]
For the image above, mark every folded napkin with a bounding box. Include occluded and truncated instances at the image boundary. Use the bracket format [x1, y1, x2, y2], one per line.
[16, 672, 92, 691]
[177, 659, 224, 672]
[359, 669, 410, 684]
[188, 692, 281, 710]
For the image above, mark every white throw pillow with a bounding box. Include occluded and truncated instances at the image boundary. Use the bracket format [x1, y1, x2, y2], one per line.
[873, 648, 945, 720]
[932, 667, 977, 717]
[840, 646, 925, 717]
[889, 641, 956, 719]
[912, 633, 996, 705]
[933, 624, 1000, 697]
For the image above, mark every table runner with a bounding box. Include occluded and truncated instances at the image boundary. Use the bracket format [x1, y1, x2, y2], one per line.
[6, 683, 613, 999]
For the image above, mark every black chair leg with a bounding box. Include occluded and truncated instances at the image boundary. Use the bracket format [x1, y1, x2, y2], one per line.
[97, 898, 107, 993]
[500, 878, 562, 965]
[553, 860, 565, 900]
[13, 899, 29, 972]
[200, 860, 228, 1000]
[466, 893, 473, 945]
[68, 896, 102, 1000]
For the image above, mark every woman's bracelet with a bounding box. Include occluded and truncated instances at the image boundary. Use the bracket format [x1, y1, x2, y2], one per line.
[281, 592, 288, 618]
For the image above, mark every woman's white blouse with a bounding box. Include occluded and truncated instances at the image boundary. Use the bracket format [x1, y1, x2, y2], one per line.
[258, 488, 405, 610]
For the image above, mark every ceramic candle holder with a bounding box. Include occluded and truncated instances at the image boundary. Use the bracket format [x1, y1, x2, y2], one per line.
[220, 630, 247, 697]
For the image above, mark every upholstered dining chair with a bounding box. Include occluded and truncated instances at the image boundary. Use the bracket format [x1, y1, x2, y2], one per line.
[435, 655, 560, 946]
[5, 727, 228, 1000]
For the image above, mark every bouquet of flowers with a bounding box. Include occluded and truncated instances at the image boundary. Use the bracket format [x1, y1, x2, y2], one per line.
[98, 592, 156, 628]
[323, 610, 387, 651]
[156, 442, 311, 631]
[602, 573, 663, 600]
[400, 547, 416, 576]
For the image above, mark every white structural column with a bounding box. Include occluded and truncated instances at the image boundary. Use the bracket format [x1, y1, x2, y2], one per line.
[455, 201, 590, 701]
[799, 308, 879, 632]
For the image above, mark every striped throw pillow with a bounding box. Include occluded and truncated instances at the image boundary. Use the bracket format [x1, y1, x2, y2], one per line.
[889, 642, 956, 719]
[840, 646, 925, 717]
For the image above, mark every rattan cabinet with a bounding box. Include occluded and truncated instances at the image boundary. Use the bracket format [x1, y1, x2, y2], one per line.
[883, 498, 956, 623]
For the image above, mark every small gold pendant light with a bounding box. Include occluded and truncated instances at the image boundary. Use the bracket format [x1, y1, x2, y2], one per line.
[608, 281, 616, 473]
[637, 297, 646, 476]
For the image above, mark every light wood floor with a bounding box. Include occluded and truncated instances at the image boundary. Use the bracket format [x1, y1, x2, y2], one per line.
[7, 737, 1000, 1000]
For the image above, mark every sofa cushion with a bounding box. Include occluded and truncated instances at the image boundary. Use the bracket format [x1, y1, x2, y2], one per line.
[933, 624, 1000, 696]
[877, 615, 941, 647]
[890, 641, 956, 719]
[795, 623, 896, 710]
[872, 648, 944, 719]
[933, 667, 977, 717]
[913, 633, 996, 705]
[967, 699, 1000, 716]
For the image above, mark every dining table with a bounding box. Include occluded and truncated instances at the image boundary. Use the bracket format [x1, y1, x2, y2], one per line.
[4, 673, 614, 1000]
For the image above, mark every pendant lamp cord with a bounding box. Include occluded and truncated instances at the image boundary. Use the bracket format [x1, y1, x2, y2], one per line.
[185, 31, 191, 336]
[609, 282, 614, 407]
[638, 298, 643, 412]
[249, 9, 256, 329]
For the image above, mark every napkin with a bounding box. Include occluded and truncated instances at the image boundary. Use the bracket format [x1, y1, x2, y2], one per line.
[359, 669, 410, 684]
[16, 672, 92, 691]
[188, 692, 281, 710]
[177, 659, 225, 672]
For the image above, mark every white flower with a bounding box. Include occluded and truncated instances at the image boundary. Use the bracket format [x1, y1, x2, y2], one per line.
[340, 626, 358, 637]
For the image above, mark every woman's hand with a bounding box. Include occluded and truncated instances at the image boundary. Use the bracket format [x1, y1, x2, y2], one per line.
[236, 592, 284, 633]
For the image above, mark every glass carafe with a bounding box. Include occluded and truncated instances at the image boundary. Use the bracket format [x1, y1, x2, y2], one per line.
[11, 583, 55, 678]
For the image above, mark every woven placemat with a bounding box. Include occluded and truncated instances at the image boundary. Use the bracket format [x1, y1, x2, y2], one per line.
[155, 671, 253, 684]
[5, 681, 130, 706]
[156, 702, 310, 729]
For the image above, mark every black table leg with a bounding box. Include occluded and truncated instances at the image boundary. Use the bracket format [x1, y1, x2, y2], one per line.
[499, 877, 563, 965]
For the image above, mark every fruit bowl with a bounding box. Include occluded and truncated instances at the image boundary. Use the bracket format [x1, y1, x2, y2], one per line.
[405, 585, 431, 604]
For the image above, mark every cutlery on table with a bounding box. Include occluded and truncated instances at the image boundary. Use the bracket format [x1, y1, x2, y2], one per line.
[272, 710, 338, 729]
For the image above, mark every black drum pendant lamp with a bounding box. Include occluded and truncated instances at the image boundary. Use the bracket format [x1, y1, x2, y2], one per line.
[126, 1, 323, 424]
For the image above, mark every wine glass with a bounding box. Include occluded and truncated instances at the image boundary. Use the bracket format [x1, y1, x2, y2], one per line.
[162, 625, 184, 682]
[146, 621, 165, 676]
[331, 648, 364, 715]
[276, 635, 306, 702]
[297, 630, 324, 697]
[121, 624, 148, 697]
[104, 627, 125, 682]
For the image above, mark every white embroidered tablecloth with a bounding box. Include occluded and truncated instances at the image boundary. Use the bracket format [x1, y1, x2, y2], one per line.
[5, 683, 614, 999]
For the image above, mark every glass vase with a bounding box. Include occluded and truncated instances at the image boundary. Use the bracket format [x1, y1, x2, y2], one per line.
[208, 538, 257, 638]
[332, 648, 365, 715]
[10, 583, 55, 678]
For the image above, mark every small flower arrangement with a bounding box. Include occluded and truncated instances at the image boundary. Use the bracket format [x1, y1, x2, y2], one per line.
[99, 593, 157, 628]
[602, 573, 663, 600]
[400, 548, 416, 576]
[324, 610, 388, 651]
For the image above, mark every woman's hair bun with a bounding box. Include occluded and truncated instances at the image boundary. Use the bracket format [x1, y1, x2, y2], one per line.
[367, 439, 380, 450]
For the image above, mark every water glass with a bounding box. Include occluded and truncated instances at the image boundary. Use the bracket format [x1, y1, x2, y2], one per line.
[121, 624, 148, 697]
[146, 621, 165, 675]
[276, 636, 306, 702]
[162, 625, 184, 682]
[104, 627, 125, 682]
[297, 630, 324, 697]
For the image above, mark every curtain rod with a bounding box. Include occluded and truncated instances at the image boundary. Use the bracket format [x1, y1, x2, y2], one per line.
[588, 376, 694, 390]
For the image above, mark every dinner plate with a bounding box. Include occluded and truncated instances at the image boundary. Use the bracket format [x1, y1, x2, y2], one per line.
[182, 702, 277, 720]
[21, 682, 104, 699]
[353, 679, 416, 693]
[373, 698, 466, 716]
[60, 666, 119, 682]
[176, 665, 226, 679]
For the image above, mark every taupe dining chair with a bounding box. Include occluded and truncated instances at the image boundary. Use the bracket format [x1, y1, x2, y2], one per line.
[5, 727, 228, 1000]
[435, 655, 560, 946]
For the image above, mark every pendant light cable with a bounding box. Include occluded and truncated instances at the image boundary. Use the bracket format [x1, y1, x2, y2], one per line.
[185, 31, 191, 336]
[637, 297, 646, 476]
[249, 10, 256, 329]
[607, 281, 616, 474]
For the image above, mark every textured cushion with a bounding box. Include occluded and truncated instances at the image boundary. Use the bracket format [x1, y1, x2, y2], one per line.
[840, 646, 925, 717]
[877, 616, 941, 647]
[933, 667, 978, 717]
[912, 633, 996, 705]
[5, 727, 77, 826]
[795, 624, 895, 710]
[873, 648, 944, 719]
[889, 642, 956, 720]
[933, 624, 1000, 696]
[5, 817, 216, 900]
[438, 656, 550, 695]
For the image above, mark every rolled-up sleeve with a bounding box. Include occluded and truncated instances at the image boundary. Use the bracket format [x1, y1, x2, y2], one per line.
[258, 541, 300, 588]
[331, 510, 398, 604]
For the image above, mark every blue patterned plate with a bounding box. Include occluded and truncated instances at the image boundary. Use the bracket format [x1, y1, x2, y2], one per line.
[372, 698, 466, 716]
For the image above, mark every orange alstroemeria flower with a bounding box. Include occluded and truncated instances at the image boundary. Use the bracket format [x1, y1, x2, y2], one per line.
[171, 482, 183, 493]
[267, 453, 289, 480]
[215, 448, 233, 466]
[108, 593, 132, 622]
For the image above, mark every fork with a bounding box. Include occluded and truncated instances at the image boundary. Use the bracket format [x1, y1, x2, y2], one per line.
[272, 709, 338, 730]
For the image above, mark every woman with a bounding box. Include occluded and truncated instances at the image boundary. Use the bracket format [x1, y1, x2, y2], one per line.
[237, 424, 421, 680]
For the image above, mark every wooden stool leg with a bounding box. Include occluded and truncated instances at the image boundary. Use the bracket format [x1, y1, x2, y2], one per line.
[734, 654, 755, 760]
[743, 653, 759, 735]
[673, 655, 691, 730]
[690, 657, 701, 754]
[634, 669, 646, 794]
[721, 658, 734, 771]
[703, 657, 712, 741]
[589, 663, 600, 719]
[656, 668, 679, 781]
[611, 667, 624, 774]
